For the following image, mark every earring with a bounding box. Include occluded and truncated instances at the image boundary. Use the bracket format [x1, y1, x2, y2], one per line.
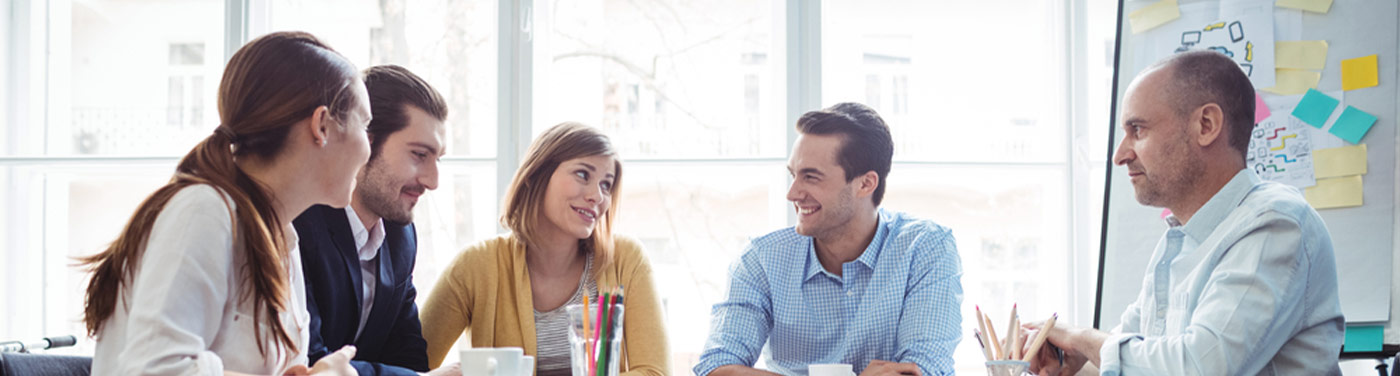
[318, 139, 326, 147]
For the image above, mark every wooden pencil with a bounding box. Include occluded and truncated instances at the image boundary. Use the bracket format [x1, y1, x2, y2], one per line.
[974, 306, 994, 361]
[1003, 304, 1017, 359]
[983, 311, 1004, 360]
[1022, 313, 1058, 362]
[1011, 314, 1022, 360]
[583, 292, 593, 373]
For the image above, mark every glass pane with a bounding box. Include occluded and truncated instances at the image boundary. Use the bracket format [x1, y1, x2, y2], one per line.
[410, 161, 497, 306]
[880, 164, 1068, 375]
[0, 163, 174, 353]
[1085, 0, 1119, 165]
[822, 0, 1067, 163]
[535, 0, 785, 159]
[59, 0, 225, 156]
[614, 162, 789, 374]
[256, 0, 499, 158]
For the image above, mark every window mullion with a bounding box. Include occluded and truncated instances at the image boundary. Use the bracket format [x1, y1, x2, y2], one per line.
[224, 0, 248, 63]
[784, 0, 819, 227]
[497, 0, 533, 217]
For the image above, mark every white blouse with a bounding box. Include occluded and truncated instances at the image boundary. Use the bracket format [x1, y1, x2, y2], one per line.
[92, 185, 310, 375]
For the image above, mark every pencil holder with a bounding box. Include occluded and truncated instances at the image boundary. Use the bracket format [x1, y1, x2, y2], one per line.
[567, 303, 624, 376]
[985, 360, 1029, 376]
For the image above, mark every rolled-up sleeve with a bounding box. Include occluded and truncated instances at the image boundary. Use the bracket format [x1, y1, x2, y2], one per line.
[894, 230, 962, 376]
[694, 247, 773, 376]
[1100, 215, 1310, 375]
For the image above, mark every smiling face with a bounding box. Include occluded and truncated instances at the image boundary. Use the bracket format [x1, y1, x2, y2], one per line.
[787, 133, 864, 238]
[538, 154, 617, 242]
[354, 104, 445, 224]
[1114, 67, 1205, 209]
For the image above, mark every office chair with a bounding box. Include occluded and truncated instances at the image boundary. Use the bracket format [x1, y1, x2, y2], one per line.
[0, 352, 92, 376]
[0, 335, 90, 376]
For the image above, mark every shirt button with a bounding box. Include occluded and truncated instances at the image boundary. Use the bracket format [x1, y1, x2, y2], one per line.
[847, 290, 854, 297]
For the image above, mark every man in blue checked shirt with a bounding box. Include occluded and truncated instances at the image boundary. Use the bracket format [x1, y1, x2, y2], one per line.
[695, 102, 963, 376]
[1024, 51, 1344, 375]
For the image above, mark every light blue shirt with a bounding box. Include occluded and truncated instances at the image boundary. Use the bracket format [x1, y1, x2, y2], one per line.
[694, 209, 963, 376]
[1101, 169, 1344, 375]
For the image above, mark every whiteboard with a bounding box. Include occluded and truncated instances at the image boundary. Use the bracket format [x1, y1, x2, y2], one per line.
[1097, 0, 1398, 333]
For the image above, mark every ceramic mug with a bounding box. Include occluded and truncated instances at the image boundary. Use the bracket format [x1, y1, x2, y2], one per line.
[460, 347, 524, 376]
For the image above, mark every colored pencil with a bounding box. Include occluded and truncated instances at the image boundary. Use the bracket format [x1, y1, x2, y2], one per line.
[583, 292, 593, 374]
[1022, 313, 1058, 362]
[597, 292, 619, 376]
[974, 306, 994, 361]
[1011, 314, 1022, 360]
[983, 310, 1004, 360]
[591, 292, 609, 375]
[1003, 304, 1018, 359]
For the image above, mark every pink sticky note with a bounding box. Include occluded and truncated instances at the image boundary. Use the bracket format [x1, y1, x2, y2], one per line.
[1254, 92, 1271, 123]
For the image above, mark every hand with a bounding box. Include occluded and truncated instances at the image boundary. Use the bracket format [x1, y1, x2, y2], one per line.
[308, 345, 357, 376]
[1022, 322, 1086, 376]
[858, 360, 921, 376]
[426, 362, 461, 376]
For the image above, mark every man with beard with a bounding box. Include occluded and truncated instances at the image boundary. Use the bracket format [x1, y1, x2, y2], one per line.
[1024, 51, 1344, 375]
[695, 102, 964, 376]
[294, 65, 458, 376]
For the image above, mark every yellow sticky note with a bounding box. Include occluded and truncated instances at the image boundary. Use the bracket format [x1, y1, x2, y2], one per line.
[1276, 0, 1333, 13]
[1314, 144, 1367, 178]
[1261, 69, 1321, 95]
[1341, 55, 1379, 91]
[1130, 0, 1180, 34]
[1276, 41, 1328, 70]
[1305, 175, 1363, 209]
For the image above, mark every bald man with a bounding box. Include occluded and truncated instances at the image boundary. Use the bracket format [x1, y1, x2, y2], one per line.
[1026, 51, 1344, 375]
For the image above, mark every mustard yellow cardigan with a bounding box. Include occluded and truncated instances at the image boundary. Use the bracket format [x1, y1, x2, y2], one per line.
[420, 234, 669, 376]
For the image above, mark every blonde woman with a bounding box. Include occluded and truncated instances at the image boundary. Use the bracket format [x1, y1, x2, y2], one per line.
[421, 122, 668, 376]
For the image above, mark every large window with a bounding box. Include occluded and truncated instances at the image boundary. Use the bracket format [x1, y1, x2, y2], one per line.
[822, 2, 1091, 372]
[1, 0, 227, 356]
[2, 1, 1118, 374]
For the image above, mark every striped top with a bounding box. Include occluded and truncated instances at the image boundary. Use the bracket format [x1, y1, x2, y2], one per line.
[533, 254, 597, 376]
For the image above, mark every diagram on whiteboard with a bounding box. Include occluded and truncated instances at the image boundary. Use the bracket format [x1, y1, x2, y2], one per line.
[1167, 14, 1276, 89]
[1248, 113, 1315, 188]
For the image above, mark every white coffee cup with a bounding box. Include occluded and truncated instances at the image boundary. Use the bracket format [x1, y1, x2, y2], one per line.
[809, 363, 856, 376]
[461, 347, 524, 376]
[520, 355, 535, 376]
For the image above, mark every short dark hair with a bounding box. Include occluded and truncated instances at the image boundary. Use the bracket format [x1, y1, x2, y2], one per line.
[795, 102, 894, 206]
[1153, 50, 1255, 158]
[362, 65, 448, 160]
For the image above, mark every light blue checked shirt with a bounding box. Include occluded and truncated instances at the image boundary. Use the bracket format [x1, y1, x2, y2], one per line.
[694, 209, 963, 376]
[1100, 169, 1344, 375]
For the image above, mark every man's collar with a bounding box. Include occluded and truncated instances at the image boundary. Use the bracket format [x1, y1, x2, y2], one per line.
[1166, 169, 1258, 241]
[803, 208, 892, 281]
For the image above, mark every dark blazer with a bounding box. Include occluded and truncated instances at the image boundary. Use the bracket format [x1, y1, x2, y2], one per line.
[294, 204, 429, 375]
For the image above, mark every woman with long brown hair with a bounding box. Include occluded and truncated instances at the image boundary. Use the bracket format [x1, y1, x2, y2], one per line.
[420, 122, 669, 376]
[81, 31, 370, 375]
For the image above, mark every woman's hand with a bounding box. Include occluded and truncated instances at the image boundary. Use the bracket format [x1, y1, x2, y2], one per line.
[285, 345, 358, 376]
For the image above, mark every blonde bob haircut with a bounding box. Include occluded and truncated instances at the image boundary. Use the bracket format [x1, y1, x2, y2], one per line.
[501, 122, 622, 272]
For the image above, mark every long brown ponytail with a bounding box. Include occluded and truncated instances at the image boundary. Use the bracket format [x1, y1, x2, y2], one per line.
[80, 31, 361, 357]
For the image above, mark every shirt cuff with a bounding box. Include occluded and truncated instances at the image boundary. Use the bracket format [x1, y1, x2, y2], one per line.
[197, 350, 224, 376]
[1097, 333, 1143, 376]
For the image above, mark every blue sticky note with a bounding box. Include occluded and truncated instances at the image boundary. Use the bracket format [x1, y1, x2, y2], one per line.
[1291, 89, 1340, 128]
[1344, 325, 1384, 352]
[1329, 106, 1378, 144]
